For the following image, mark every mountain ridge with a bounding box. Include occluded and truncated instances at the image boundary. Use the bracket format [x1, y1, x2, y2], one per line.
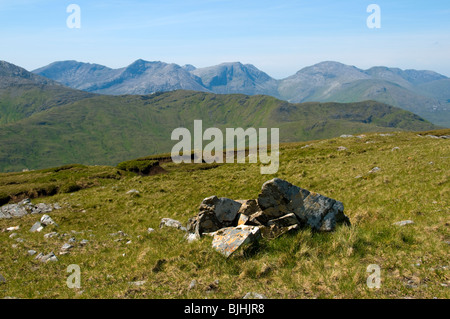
[31, 59, 450, 127]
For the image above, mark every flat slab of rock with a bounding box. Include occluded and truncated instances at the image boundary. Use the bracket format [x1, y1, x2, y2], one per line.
[211, 225, 261, 257]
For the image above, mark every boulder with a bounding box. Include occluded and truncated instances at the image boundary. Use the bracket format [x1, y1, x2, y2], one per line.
[238, 199, 260, 216]
[200, 196, 242, 225]
[211, 225, 261, 257]
[258, 178, 307, 220]
[259, 178, 350, 232]
[187, 196, 242, 237]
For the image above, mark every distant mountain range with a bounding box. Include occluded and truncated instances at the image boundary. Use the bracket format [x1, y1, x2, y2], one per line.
[0, 60, 438, 172]
[33, 60, 450, 127]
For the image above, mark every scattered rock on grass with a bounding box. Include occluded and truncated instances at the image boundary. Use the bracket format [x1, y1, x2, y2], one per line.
[28, 250, 37, 256]
[159, 218, 187, 231]
[29, 221, 44, 233]
[243, 292, 267, 299]
[393, 220, 414, 227]
[0, 199, 61, 219]
[40, 214, 57, 226]
[369, 167, 381, 173]
[36, 252, 58, 263]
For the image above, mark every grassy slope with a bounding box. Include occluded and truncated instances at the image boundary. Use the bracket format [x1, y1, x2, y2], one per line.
[0, 129, 448, 299]
[0, 90, 438, 172]
[303, 79, 450, 128]
[0, 84, 94, 125]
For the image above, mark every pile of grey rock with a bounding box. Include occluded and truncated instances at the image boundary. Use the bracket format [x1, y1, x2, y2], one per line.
[0, 198, 61, 219]
[186, 178, 350, 257]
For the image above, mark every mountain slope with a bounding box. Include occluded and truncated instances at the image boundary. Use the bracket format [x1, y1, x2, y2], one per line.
[0, 61, 94, 124]
[0, 128, 449, 298]
[191, 62, 279, 96]
[0, 90, 437, 172]
[34, 59, 208, 95]
[277, 62, 450, 127]
[33, 60, 450, 127]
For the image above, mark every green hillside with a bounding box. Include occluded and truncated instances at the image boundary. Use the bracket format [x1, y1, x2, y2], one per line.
[0, 90, 438, 172]
[307, 79, 450, 128]
[0, 129, 448, 298]
[0, 61, 94, 125]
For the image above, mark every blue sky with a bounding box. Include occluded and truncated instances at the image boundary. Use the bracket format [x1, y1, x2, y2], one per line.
[0, 0, 449, 78]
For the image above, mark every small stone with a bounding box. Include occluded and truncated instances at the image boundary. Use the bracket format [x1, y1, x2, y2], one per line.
[9, 233, 18, 239]
[38, 252, 58, 263]
[80, 239, 89, 246]
[29, 221, 43, 232]
[185, 232, 199, 243]
[243, 292, 266, 299]
[126, 189, 140, 195]
[0, 274, 6, 284]
[61, 243, 73, 251]
[188, 279, 197, 290]
[159, 218, 186, 231]
[6, 226, 20, 231]
[130, 280, 146, 286]
[44, 232, 58, 238]
[337, 146, 348, 151]
[147, 228, 155, 234]
[393, 220, 414, 227]
[28, 250, 37, 256]
[369, 167, 381, 173]
[40, 214, 57, 226]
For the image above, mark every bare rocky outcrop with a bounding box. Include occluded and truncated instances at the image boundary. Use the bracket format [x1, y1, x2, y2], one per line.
[186, 178, 351, 257]
[0, 199, 61, 219]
